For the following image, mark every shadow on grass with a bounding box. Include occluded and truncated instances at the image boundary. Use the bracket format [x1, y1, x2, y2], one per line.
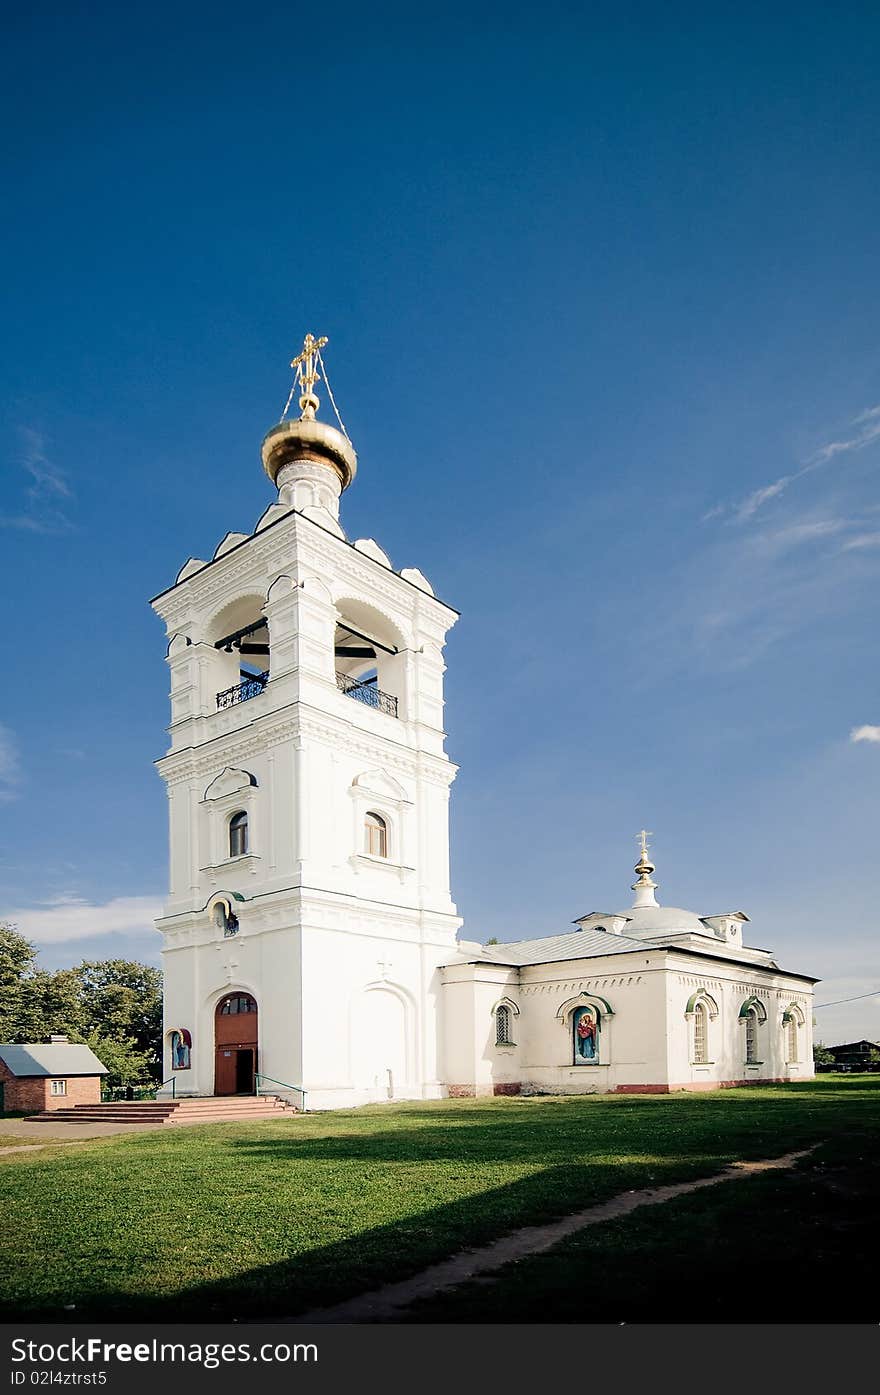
[402, 1134, 880, 1324]
[2, 1080, 879, 1322]
[0, 1156, 727, 1322]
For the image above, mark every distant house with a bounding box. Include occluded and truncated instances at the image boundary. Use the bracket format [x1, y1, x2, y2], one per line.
[0, 1036, 108, 1114]
[823, 1040, 880, 1072]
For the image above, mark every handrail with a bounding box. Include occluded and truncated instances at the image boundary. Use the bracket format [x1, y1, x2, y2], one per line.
[255, 1073, 308, 1112]
[160, 1075, 176, 1099]
[336, 670, 398, 718]
[216, 672, 268, 709]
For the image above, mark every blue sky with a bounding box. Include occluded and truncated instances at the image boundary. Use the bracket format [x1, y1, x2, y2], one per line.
[2, 3, 879, 1044]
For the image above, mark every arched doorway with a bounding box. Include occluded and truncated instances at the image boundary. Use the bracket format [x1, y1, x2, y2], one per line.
[354, 988, 408, 1098]
[214, 992, 258, 1095]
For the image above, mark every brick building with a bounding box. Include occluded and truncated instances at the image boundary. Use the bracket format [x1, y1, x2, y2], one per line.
[0, 1037, 108, 1114]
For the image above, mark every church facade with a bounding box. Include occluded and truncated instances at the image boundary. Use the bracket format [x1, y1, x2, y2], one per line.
[152, 338, 816, 1108]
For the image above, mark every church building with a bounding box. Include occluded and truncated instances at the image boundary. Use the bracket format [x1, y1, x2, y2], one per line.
[152, 337, 816, 1108]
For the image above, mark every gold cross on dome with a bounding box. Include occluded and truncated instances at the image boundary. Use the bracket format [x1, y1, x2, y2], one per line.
[290, 332, 328, 415]
[637, 829, 653, 858]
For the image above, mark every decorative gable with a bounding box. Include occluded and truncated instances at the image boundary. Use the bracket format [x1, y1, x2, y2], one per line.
[351, 768, 411, 803]
[203, 767, 258, 802]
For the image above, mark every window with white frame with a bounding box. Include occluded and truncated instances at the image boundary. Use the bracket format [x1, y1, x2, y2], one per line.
[745, 1007, 759, 1063]
[495, 1004, 513, 1046]
[364, 811, 388, 858]
[693, 1002, 708, 1063]
[50, 1080, 66, 1096]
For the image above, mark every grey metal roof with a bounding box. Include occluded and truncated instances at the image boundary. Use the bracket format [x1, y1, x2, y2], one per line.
[0, 1043, 108, 1077]
[479, 927, 655, 966]
[466, 927, 817, 981]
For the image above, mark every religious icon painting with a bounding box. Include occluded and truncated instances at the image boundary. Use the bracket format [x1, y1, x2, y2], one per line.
[170, 1028, 192, 1070]
[573, 1006, 599, 1063]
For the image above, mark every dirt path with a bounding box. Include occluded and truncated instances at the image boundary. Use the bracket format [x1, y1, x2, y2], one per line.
[292, 1147, 816, 1324]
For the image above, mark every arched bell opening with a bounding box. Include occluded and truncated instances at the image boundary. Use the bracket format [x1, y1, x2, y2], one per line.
[208, 595, 271, 711]
[334, 599, 405, 719]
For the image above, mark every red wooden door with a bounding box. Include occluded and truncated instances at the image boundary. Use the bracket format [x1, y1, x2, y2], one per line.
[214, 993, 258, 1095]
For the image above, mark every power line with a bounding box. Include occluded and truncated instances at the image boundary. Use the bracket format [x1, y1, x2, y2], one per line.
[813, 990, 880, 1010]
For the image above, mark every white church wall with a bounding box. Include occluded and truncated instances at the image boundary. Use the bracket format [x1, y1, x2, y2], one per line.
[299, 913, 454, 1109]
[160, 914, 303, 1099]
[664, 955, 815, 1088]
[441, 963, 520, 1096]
[516, 956, 671, 1094]
[439, 948, 815, 1098]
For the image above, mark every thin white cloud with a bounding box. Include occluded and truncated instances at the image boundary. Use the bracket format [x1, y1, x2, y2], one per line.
[0, 725, 21, 802]
[809, 407, 880, 464]
[0, 427, 75, 534]
[20, 426, 72, 498]
[709, 403, 880, 525]
[851, 725, 880, 745]
[5, 894, 163, 945]
[657, 497, 880, 672]
[753, 518, 848, 556]
[841, 531, 880, 551]
[734, 475, 795, 522]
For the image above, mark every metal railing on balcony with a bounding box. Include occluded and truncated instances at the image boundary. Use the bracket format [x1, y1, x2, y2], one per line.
[216, 672, 268, 710]
[336, 671, 398, 718]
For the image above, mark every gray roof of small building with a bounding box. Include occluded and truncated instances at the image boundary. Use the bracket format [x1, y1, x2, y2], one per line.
[479, 927, 654, 966]
[0, 1043, 108, 1077]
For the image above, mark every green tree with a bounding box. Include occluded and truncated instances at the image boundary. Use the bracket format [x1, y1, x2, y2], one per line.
[73, 1031, 153, 1090]
[0, 926, 162, 1077]
[813, 1041, 835, 1067]
[29, 968, 88, 1040]
[0, 923, 39, 1041]
[75, 960, 163, 1073]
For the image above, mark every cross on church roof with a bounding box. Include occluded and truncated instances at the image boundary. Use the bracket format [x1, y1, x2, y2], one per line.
[290, 332, 328, 421]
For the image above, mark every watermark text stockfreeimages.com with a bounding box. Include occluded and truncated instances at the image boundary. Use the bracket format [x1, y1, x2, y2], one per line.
[9, 1339, 317, 1372]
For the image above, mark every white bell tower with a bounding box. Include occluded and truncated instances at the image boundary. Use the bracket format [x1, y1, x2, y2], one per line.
[152, 336, 461, 1107]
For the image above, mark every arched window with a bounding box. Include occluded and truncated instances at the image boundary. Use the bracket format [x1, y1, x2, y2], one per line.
[787, 1015, 799, 1063]
[693, 1001, 708, 1064]
[745, 1007, 759, 1063]
[685, 991, 718, 1064]
[218, 993, 257, 1015]
[783, 1005, 803, 1064]
[211, 898, 239, 937]
[229, 811, 248, 858]
[364, 811, 388, 858]
[495, 1004, 513, 1046]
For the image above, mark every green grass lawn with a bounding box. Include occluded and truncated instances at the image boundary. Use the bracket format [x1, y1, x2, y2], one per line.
[1, 1077, 877, 1322]
[406, 1129, 880, 1323]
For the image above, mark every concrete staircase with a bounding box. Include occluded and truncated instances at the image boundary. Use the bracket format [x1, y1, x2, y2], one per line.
[28, 1095, 300, 1126]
